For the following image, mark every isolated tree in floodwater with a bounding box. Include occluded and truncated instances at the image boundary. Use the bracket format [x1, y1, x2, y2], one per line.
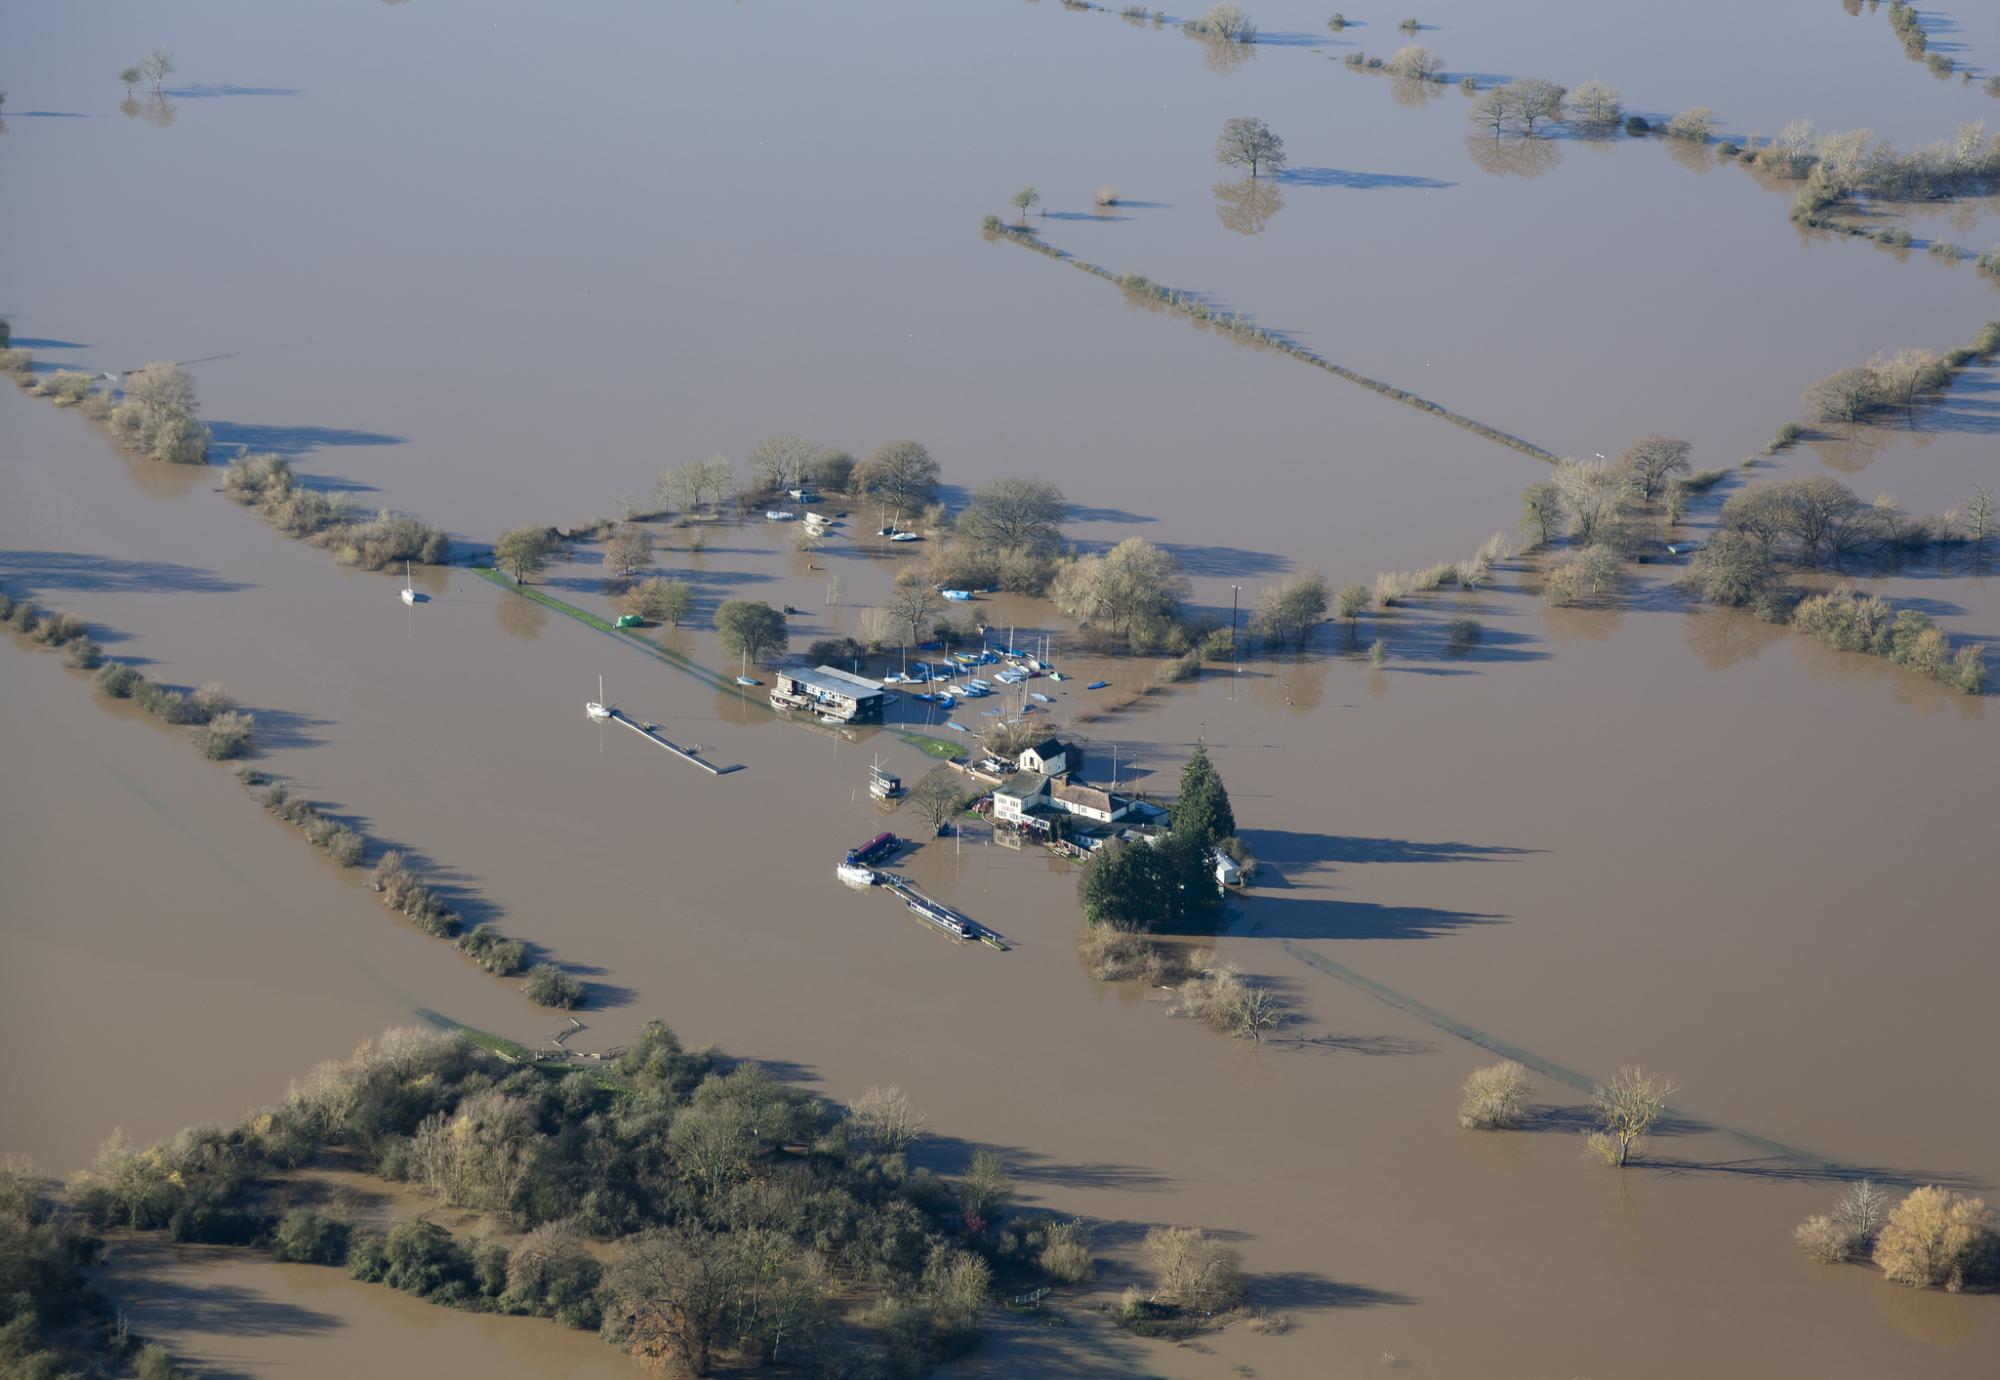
[119, 66, 143, 98]
[715, 599, 787, 668]
[141, 48, 175, 93]
[1214, 116, 1286, 177]
[1009, 184, 1040, 225]
[907, 764, 967, 837]
[1585, 1065, 1676, 1167]
[495, 526, 553, 584]
[958, 476, 1067, 555]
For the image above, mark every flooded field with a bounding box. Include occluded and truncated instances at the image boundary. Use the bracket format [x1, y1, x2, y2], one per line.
[5, 1, 1998, 1377]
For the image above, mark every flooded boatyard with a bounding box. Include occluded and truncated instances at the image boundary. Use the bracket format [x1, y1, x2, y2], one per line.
[4, 1, 1998, 1376]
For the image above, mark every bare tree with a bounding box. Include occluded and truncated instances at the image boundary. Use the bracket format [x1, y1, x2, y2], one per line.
[1214, 116, 1286, 177]
[1188, 2, 1257, 42]
[1508, 78, 1567, 134]
[853, 440, 941, 515]
[958, 476, 1067, 553]
[601, 1227, 743, 1376]
[1960, 485, 1995, 548]
[142, 48, 175, 93]
[958, 1150, 1015, 1221]
[1143, 1226, 1245, 1312]
[1467, 86, 1512, 137]
[848, 1085, 926, 1154]
[1835, 1180, 1893, 1250]
[907, 764, 967, 837]
[1457, 1061, 1533, 1129]
[1385, 44, 1444, 81]
[1567, 80, 1623, 128]
[1584, 1065, 1676, 1166]
[1552, 459, 1633, 545]
[1049, 537, 1190, 636]
[1519, 479, 1563, 549]
[1803, 366, 1884, 423]
[602, 523, 655, 577]
[1249, 570, 1329, 651]
[749, 436, 820, 495]
[1618, 434, 1693, 502]
[1869, 347, 1950, 411]
[886, 584, 939, 648]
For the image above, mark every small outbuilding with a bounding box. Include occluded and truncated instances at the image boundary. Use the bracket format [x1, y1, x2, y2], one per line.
[1017, 737, 1071, 777]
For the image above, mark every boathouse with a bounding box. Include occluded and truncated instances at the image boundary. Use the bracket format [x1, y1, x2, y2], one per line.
[771, 665, 888, 723]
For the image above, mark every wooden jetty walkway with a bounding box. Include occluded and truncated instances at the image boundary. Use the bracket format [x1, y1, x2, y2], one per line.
[606, 709, 739, 776]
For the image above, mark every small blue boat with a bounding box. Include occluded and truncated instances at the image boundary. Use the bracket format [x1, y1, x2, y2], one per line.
[1086, 680, 1109, 690]
[914, 692, 936, 702]
[946, 721, 969, 732]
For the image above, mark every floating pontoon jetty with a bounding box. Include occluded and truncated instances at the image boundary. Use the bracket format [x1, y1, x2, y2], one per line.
[603, 708, 738, 775]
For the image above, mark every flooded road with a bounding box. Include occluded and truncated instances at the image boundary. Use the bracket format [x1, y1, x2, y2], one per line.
[5, 1, 1998, 1376]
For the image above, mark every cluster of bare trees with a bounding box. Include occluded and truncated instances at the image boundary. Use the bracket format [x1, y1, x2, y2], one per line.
[1797, 1181, 1997, 1293]
[1802, 346, 1955, 423]
[1456, 1061, 1677, 1169]
[657, 456, 734, 513]
[1049, 537, 1190, 644]
[1779, 120, 2000, 224]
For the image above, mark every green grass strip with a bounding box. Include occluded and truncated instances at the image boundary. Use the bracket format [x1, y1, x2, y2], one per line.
[474, 566, 972, 756]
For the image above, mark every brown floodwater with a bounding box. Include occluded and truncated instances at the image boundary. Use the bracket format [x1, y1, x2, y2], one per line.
[6, 2, 1999, 1376]
[102, 1240, 641, 1380]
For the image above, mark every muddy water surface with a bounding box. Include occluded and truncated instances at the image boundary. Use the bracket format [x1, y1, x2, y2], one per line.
[5, 2, 1999, 1377]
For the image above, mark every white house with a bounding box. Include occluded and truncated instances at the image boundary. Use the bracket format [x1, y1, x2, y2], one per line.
[1017, 736, 1071, 777]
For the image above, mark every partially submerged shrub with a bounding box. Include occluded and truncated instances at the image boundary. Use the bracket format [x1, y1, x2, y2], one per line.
[1444, 615, 1482, 654]
[1040, 1219, 1095, 1283]
[1168, 959, 1287, 1041]
[1144, 1226, 1245, 1313]
[524, 963, 585, 1009]
[95, 662, 143, 697]
[1665, 106, 1715, 142]
[457, 924, 528, 976]
[191, 709, 257, 761]
[1457, 1061, 1532, 1129]
[1541, 545, 1621, 606]
[1795, 1213, 1854, 1263]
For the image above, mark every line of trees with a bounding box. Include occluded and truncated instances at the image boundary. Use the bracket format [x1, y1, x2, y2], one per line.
[221, 451, 451, 569]
[62, 1024, 1098, 1374]
[1681, 475, 1991, 693]
[3, 591, 264, 760]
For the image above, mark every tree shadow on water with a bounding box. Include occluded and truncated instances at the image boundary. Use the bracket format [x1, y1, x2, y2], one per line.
[0, 551, 252, 597]
[207, 421, 403, 457]
[1239, 829, 1539, 890]
[1252, 1270, 1415, 1310]
[1277, 166, 1455, 190]
[1234, 893, 1502, 941]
